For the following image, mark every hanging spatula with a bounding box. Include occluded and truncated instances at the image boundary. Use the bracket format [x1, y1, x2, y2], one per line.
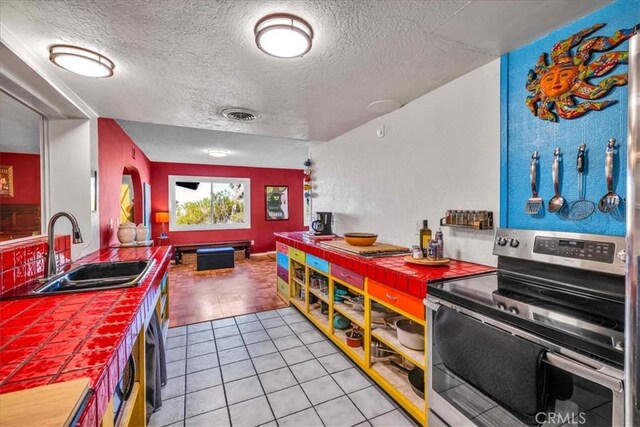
[525, 151, 543, 214]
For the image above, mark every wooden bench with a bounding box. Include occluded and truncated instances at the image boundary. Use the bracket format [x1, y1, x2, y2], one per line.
[174, 240, 251, 264]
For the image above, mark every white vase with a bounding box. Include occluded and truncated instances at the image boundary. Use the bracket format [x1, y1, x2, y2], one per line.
[135, 223, 149, 242]
[117, 222, 136, 244]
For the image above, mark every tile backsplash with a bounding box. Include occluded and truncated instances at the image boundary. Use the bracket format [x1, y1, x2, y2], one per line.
[0, 236, 71, 295]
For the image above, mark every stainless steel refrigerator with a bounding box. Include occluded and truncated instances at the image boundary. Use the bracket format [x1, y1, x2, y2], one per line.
[626, 32, 640, 426]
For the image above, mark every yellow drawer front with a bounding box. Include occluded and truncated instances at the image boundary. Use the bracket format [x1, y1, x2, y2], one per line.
[277, 277, 290, 297]
[289, 247, 306, 264]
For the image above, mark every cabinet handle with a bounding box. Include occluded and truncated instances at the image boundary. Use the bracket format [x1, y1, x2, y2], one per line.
[385, 293, 398, 301]
[341, 273, 351, 279]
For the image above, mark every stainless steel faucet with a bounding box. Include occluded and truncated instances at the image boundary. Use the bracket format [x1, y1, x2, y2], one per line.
[45, 212, 84, 278]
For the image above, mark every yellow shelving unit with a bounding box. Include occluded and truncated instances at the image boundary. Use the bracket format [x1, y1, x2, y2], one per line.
[283, 246, 427, 426]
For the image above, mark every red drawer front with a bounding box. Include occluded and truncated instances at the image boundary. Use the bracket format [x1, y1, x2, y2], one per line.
[276, 242, 289, 255]
[277, 265, 289, 283]
[368, 279, 425, 321]
[331, 264, 364, 290]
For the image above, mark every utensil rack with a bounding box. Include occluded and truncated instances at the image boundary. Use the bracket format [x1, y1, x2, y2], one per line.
[439, 210, 493, 230]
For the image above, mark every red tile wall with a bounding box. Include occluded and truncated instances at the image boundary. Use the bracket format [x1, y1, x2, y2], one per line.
[0, 236, 71, 295]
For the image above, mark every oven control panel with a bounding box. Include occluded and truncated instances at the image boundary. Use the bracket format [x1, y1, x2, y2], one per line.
[493, 228, 625, 275]
[533, 236, 615, 263]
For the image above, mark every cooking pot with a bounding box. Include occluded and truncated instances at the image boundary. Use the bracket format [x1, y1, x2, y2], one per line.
[345, 329, 363, 347]
[385, 317, 425, 351]
[333, 314, 351, 330]
[408, 366, 425, 398]
[334, 288, 349, 302]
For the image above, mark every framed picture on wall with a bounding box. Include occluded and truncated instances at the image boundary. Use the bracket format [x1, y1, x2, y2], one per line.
[265, 186, 289, 221]
[0, 166, 14, 197]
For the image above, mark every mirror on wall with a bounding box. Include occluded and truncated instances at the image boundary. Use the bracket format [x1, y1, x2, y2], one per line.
[0, 90, 44, 241]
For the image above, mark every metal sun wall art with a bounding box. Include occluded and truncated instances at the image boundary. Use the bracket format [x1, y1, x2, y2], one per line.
[526, 23, 639, 122]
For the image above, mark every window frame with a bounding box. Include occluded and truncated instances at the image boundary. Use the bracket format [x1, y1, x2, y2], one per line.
[168, 175, 251, 231]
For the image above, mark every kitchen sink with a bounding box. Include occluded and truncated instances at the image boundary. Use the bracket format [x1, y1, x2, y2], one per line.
[34, 260, 154, 295]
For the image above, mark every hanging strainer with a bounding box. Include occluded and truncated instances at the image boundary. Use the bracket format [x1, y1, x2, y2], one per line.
[560, 144, 595, 221]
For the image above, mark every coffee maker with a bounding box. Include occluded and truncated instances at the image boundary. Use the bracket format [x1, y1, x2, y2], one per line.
[311, 212, 333, 235]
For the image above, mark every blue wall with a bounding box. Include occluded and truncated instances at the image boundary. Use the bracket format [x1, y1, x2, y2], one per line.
[501, 0, 638, 236]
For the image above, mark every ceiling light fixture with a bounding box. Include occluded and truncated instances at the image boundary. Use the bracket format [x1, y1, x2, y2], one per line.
[254, 13, 313, 58]
[49, 45, 115, 78]
[208, 149, 229, 158]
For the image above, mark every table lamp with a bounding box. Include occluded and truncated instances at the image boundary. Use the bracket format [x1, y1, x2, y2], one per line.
[155, 212, 169, 238]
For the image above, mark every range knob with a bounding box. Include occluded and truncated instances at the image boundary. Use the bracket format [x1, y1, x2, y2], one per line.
[509, 238, 520, 248]
[497, 303, 506, 310]
[497, 237, 508, 246]
[509, 307, 519, 314]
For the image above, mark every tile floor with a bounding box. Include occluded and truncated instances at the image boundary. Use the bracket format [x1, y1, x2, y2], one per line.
[150, 307, 418, 427]
[169, 255, 287, 327]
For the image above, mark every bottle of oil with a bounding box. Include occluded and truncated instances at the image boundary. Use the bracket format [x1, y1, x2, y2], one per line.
[419, 220, 432, 254]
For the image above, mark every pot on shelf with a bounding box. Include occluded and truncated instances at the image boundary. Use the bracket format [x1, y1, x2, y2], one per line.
[385, 316, 425, 351]
[333, 314, 351, 330]
[408, 366, 425, 398]
[345, 328, 363, 347]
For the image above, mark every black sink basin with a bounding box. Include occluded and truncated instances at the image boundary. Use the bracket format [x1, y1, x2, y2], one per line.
[34, 260, 154, 294]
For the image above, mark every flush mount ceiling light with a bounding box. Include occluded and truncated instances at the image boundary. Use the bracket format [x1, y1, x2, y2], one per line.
[208, 149, 229, 158]
[49, 45, 115, 78]
[366, 100, 402, 115]
[254, 13, 313, 58]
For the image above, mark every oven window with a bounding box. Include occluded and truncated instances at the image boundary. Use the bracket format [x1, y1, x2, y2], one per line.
[431, 335, 614, 426]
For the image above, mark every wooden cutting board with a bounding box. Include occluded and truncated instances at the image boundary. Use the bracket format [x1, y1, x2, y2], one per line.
[321, 240, 409, 255]
[0, 378, 90, 427]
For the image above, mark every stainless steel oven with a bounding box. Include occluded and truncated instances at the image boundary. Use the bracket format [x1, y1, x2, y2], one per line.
[426, 228, 626, 426]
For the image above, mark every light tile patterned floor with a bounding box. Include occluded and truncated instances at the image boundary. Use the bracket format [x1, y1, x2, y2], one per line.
[150, 307, 419, 427]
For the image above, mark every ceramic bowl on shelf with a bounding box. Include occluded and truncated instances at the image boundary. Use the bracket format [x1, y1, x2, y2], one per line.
[344, 232, 378, 246]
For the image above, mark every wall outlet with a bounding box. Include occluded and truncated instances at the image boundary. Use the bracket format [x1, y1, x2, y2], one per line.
[109, 218, 113, 229]
[251, 240, 255, 245]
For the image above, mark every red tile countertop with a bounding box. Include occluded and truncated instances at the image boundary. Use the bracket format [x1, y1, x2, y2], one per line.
[275, 232, 494, 298]
[0, 245, 173, 427]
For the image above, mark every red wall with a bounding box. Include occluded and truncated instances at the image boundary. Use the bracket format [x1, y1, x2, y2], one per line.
[98, 118, 152, 248]
[150, 162, 304, 253]
[0, 152, 40, 204]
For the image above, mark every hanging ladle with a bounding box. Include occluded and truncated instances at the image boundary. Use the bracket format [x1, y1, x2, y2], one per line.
[598, 138, 621, 214]
[548, 147, 566, 213]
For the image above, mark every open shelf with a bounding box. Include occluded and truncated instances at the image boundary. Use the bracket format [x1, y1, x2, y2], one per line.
[292, 277, 305, 287]
[308, 302, 329, 330]
[309, 286, 329, 303]
[332, 328, 365, 362]
[371, 326, 425, 369]
[333, 301, 364, 328]
[289, 297, 306, 313]
[371, 361, 425, 419]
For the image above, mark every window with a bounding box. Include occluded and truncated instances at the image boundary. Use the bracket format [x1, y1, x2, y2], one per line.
[168, 176, 251, 231]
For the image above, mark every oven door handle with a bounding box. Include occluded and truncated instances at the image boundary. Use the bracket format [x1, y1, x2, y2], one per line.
[545, 352, 623, 393]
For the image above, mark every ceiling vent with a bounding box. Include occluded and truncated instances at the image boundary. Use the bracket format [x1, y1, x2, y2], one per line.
[221, 108, 260, 122]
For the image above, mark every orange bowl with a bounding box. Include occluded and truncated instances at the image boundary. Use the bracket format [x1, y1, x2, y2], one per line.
[344, 233, 378, 246]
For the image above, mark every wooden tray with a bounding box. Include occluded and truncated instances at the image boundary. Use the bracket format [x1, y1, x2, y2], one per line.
[403, 256, 450, 266]
[321, 240, 409, 255]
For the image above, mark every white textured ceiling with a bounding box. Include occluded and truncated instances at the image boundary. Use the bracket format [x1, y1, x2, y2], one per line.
[0, 91, 41, 154]
[117, 119, 309, 169]
[0, 0, 610, 144]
